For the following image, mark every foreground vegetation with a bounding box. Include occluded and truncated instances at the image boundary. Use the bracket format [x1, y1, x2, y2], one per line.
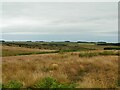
[2, 51, 119, 88]
[1, 41, 120, 88]
[2, 77, 77, 88]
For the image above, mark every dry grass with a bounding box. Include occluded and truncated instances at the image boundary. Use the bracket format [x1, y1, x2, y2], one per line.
[2, 45, 56, 52]
[2, 45, 56, 57]
[2, 52, 118, 88]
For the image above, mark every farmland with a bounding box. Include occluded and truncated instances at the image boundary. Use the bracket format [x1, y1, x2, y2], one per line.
[1, 41, 120, 88]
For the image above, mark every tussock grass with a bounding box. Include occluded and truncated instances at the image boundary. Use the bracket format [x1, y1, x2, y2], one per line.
[2, 52, 118, 88]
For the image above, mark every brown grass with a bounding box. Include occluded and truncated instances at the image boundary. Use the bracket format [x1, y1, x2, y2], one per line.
[2, 45, 55, 52]
[1, 45, 56, 56]
[2, 52, 118, 88]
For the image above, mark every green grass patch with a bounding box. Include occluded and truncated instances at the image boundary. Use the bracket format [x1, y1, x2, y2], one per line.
[2, 80, 23, 88]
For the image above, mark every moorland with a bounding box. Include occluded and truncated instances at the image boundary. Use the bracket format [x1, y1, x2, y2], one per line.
[1, 41, 120, 88]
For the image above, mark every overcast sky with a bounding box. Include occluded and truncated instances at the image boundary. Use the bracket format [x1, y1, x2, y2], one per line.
[1, 2, 118, 42]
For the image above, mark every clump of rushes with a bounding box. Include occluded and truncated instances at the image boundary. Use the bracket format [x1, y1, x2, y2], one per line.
[2, 80, 23, 88]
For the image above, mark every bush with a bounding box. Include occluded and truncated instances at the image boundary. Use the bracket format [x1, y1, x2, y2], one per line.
[33, 77, 77, 88]
[99, 51, 118, 56]
[79, 51, 119, 57]
[3, 80, 23, 88]
[79, 52, 98, 57]
[33, 77, 57, 88]
[104, 47, 120, 50]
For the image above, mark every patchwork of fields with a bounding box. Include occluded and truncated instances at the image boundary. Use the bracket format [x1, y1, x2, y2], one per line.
[1, 42, 120, 88]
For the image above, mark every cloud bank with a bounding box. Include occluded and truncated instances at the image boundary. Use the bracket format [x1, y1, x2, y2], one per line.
[1, 2, 118, 42]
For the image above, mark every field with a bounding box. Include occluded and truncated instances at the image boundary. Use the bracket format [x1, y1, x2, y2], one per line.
[1, 41, 120, 88]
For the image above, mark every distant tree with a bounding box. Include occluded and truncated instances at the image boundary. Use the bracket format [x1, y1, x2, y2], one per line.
[77, 41, 87, 43]
[97, 41, 106, 44]
[0, 40, 5, 42]
[39, 41, 44, 42]
[65, 41, 70, 42]
[27, 41, 32, 42]
[36, 41, 44, 42]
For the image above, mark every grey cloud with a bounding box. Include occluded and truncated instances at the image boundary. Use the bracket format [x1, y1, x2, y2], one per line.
[1, 2, 118, 42]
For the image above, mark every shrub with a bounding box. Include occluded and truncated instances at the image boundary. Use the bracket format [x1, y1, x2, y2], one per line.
[33, 77, 77, 88]
[79, 52, 98, 57]
[104, 47, 120, 50]
[99, 51, 118, 56]
[33, 77, 57, 88]
[79, 51, 119, 57]
[17, 52, 34, 56]
[3, 80, 23, 88]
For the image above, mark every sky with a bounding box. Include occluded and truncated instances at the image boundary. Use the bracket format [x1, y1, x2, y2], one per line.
[1, 2, 118, 42]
